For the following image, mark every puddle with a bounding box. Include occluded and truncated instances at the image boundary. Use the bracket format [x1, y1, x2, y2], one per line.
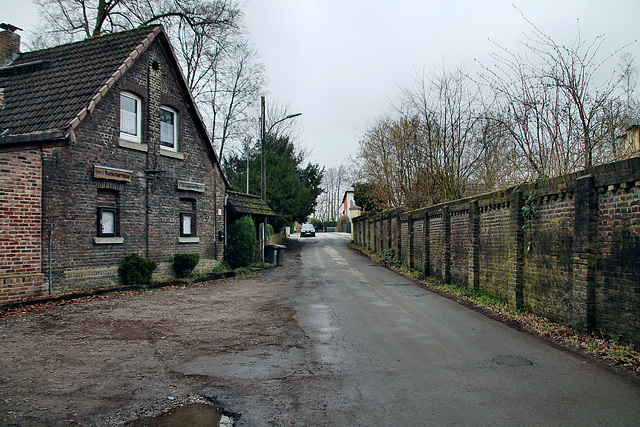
[126, 403, 232, 427]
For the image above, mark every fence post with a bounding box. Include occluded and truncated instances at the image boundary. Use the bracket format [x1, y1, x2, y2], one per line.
[442, 206, 451, 284]
[468, 199, 480, 290]
[408, 214, 415, 269]
[396, 211, 402, 260]
[572, 175, 597, 333]
[423, 210, 430, 277]
[509, 191, 524, 309]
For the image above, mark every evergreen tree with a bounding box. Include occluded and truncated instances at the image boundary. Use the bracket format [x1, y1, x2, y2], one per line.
[224, 134, 323, 230]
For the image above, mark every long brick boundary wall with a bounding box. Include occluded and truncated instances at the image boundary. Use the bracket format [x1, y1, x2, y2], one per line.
[353, 158, 640, 347]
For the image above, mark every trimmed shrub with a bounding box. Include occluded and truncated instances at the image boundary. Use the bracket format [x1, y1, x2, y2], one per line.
[227, 216, 257, 269]
[118, 253, 157, 286]
[173, 252, 200, 277]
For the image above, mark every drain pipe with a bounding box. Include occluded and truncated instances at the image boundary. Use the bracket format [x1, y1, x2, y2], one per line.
[224, 193, 228, 258]
[48, 227, 53, 295]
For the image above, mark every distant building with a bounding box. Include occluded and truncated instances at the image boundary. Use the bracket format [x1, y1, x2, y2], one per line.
[337, 190, 360, 235]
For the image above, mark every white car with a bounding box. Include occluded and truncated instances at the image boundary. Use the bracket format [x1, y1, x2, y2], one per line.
[300, 223, 316, 237]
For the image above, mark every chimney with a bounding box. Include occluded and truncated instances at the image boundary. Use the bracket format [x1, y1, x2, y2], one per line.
[0, 23, 22, 68]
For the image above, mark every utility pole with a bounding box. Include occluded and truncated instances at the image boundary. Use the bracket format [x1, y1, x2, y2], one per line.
[261, 96, 266, 202]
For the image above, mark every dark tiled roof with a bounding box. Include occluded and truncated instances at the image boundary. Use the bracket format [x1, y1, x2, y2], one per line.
[226, 191, 276, 217]
[0, 26, 161, 137]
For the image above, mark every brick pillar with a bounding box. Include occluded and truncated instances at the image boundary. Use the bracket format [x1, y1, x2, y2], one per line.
[387, 215, 392, 251]
[468, 199, 480, 290]
[572, 175, 597, 332]
[376, 217, 381, 253]
[509, 191, 524, 309]
[370, 216, 374, 251]
[365, 217, 370, 250]
[408, 214, 415, 269]
[396, 212, 402, 259]
[423, 211, 430, 276]
[442, 206, 451, 283]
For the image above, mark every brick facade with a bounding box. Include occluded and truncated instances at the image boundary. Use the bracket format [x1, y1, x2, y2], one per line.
[0, 150, 45, 303]
[353, 158, 640, 347]
[41, 42, 226, 293]
[0, 28, 228, 303]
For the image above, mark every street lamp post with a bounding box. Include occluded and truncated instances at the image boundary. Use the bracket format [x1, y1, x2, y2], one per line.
[260, 95, 302, 257]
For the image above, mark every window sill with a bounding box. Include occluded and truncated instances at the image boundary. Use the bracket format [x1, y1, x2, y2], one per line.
[119, 140, 148, 152]
[94, 236, 124, 245]
[179, 237, 200, 244]
[160, 148, 184, 160]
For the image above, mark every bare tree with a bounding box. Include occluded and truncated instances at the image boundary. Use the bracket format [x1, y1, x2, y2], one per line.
[31, 0, 240, 44]
[481, 8, 635, 173]
[206, 40, 265, 160]
[315, 165, 349, 222]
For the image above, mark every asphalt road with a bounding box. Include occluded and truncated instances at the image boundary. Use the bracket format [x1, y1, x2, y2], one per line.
[291, 232, 640, 426]
[0, 232, 638, 426]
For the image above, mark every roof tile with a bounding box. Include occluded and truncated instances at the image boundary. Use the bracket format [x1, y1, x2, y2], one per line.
[0, 26, 160, 137]
[226, 191, 276, 217]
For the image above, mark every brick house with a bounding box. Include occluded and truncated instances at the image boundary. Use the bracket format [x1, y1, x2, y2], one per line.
[0, 25, 229, 303]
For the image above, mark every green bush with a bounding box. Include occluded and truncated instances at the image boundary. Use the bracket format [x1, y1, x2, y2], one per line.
[227, 216, 257, 269]
[173, 252, 200, 277]
[379, 248, 403, 268]
[266, 224, 275, 238]
[310, 218, 323, 231]
[118, 253, 157, 286]
[212, 261, 230, 272]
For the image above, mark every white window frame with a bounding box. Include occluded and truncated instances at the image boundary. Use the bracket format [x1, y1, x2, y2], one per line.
[120, 92, 142, 143]
[160, 106, 178, 152]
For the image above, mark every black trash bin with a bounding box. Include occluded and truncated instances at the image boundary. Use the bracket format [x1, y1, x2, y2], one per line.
[265, 244, 278, 264]
[274, 245, 286, 266]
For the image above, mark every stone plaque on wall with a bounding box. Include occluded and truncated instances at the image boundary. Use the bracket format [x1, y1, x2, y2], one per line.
[177, 180, 206, 192]
[94, 165, 132, 182]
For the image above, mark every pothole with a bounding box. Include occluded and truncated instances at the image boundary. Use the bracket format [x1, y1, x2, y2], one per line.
[125, 403, 233, 426]
[493, 355, 534, 366]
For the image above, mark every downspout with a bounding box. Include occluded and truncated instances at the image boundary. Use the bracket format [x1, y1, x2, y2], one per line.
[145, 60, 151, 258]
[224, 193, 228, 260]
[48, 228, 52, 295]
[213, 167, 217, 259]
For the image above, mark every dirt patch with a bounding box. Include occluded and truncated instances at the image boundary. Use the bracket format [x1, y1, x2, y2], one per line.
[0, 240, 311, 426]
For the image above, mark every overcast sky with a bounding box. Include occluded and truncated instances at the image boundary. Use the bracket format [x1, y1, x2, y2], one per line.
[3, 0, 640, 170]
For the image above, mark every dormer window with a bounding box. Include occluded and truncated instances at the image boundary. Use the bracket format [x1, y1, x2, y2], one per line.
[120, 92, 141, 143]
[160, 106, 178, 151]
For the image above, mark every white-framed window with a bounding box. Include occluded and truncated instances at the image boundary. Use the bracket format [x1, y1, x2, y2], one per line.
[160, 106, 178, 151]
[179, 198, 196, 237]
[96, 189, 119, 237]
[98, 208, 117, 236]
[180, 212, 194, 236]
[120, 92, 141, 143]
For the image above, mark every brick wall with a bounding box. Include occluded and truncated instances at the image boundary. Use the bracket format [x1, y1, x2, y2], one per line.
[450, 205, 470, 286]
[353, 157, 640, 347]
[0, 149, 45, 303]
